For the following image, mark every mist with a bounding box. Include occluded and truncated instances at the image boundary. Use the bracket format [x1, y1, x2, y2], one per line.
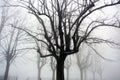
[0, 0, 120, 80]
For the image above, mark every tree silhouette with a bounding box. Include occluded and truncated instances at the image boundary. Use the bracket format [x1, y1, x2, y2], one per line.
[14, 0, 120, 80]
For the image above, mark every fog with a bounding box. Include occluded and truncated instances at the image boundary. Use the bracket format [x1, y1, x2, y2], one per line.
[0, 0, 120, 80]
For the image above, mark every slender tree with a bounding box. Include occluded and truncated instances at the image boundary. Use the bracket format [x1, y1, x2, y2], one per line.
[0, 21, 24, 80]
[14, 0, 120, 80]
[3, 27, 21, 80]
[0, 3, 8, 63]
[96, 62, 104, 80]
[90, 53, 100, 80]
[0, 0, 9, 35]
[64, 56, 71, 80]
[37, 52, 46, 80]
[76, 49, 91, 80]
[50, 56, 56, 80]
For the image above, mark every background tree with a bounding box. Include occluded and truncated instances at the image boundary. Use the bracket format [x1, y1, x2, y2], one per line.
[0, 0, 9, 35]
[89, 52, 100, 80]
[64, 56, 71, 80]
[0, 1, 28, 80]
[96, 61, 104, 80]
[0, 3, 9, 63]
[90, 53, 104, 80]
[14, 0, 120, 80]
[37, 50, 46, 80]
[50, 56, 56, 80]
[0, 24, 23, 80]
[76, 47, 91, 80]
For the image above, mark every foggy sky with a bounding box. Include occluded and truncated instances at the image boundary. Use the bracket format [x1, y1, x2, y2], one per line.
[0, 0, 120, 80]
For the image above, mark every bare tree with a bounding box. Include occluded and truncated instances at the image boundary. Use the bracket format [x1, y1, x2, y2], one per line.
[91, 55, 104, 80]
[97, 62, 104, 80]
[64, 56, 71, 80]
[0, 2, 9, 35]
[37, 51, 46, 80]
[50, 57, 56, 80]
[76, 48, 91, 80]
[0, 2, 20, 80]
[89, 52, 101, 80]
[14, 0, 120, 80]
[0, 22, 23, 80]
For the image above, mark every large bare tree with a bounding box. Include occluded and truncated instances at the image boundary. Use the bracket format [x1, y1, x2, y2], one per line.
[13, 0, 120, 80]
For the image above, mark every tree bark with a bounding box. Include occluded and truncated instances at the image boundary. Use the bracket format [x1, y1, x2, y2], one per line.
[56, 54, 66, 80]
[4, 61, 10, 80]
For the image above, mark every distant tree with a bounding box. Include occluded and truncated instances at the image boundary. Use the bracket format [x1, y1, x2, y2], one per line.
[14, 0, 120, 80]
[0, 3, 8, 63]
[90, 53, 100, 80]
[64, 56, 71, 80]
[76, 48, 91, 80]
[0, 1, 9, 35]
[37, 50, 46, 80]
[96, 61, 104, 80]
[2, 27, 22, 80]
[93, 55, 104, 80]
[0, 1, 30, 80]
[0, 20, 24, 80]
[50, 57, 56, 80]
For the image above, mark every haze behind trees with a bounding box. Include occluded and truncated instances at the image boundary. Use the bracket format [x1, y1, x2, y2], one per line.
[1, 0, 120, 80]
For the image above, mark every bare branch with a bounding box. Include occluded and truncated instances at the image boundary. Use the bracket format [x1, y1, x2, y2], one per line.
[87, 44, 114, 61]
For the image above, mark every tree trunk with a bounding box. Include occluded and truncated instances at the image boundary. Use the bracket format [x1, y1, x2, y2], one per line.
[78, 66, 84, 80]
[84, 70, 87, 80]
[56, 54, 66, 80]
[66, 68, 69, 80]
[100, 73, 103, 80]
[4, 61, 10, 80]
[38, 68, 41, 80]
[93, 71, 95, 80]
[52, 69, 55, 80]
[80, 69, 84, 80]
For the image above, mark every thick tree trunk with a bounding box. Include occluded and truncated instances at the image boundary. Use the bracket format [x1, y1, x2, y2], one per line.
[56, 60, 64, 80]
[4, 61, 10, 80]
[56, 54, 66, 80]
